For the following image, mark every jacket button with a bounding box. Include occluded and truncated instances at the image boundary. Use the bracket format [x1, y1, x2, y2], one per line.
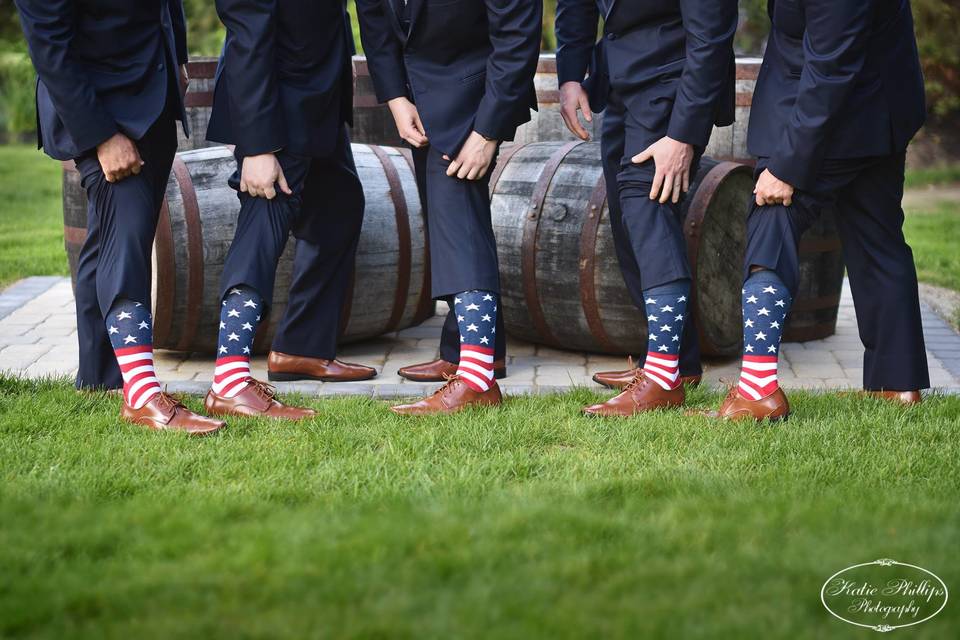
[157, 63, 164, 72]
[606, 33, 617, 40]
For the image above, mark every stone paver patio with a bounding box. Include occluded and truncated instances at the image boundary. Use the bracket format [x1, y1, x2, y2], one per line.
[1, 275, 959, 396]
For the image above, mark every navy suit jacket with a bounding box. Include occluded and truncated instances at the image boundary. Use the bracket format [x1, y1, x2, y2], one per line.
[555, 0, 737, 147]
[748, 0, 926, 191]
[356, 0, 542, 157]
[16, 0, 188, 161]
[207, 0, 355, 158]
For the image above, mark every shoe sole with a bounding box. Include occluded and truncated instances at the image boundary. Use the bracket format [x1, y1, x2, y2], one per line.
[267, 371, 378, 383]
[397, 368, 507, 383]
[592, 375, 702, 390]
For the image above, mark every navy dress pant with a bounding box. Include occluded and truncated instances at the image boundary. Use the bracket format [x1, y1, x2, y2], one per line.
[220, 126, 364, 360]
[410, 144, 507, 365]
[745, 153, 929, 391]
[600, 90, 702, 376]
[73, 111, 178, 390]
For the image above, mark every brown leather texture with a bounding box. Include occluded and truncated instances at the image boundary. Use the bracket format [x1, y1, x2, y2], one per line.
[204, 379, 316, 421]
[267, 351, 377, 382]
[390, 377, 503, 416]
[120, 392, 225, 435]
[592, 357, 702, 390]
[397, 358, 507, 382]
[702, 387, 790, 422]
[583, 372, 685, 417]
[864, 390, 922, 405]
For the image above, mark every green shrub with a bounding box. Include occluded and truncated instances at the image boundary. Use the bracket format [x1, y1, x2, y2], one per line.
[0, 52, 35, 137]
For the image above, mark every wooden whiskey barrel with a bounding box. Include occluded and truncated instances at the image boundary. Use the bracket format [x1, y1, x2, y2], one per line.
[489, 141, 844, 356]
[62, 144, 433, 353]
[177, 57, 219, 152]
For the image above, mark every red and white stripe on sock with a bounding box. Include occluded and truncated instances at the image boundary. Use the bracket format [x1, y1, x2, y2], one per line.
[457, 345, 496, 392]
[643, 352, 680, 390]
[211, 355, 252, 398]
[115, 345, 161, 409]
[738, 355, 779, 400]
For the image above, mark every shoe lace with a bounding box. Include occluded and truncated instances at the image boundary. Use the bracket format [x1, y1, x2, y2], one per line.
[436, 373, 462, 397]
[623, 370, 647, 393]
[154, 391, 186, 414]
[247, 378, 277, 402]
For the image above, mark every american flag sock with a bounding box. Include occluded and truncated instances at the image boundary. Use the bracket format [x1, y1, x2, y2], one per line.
[640, 279, 691, 391]
[453, 290, 498, 392]
[106, 298, 161, 409]
[737, 270, 792, 400]
[212, 285, 263, 398]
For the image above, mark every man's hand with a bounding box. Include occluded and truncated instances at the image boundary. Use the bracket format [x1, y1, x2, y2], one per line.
[97, 133, 143, 183]
[180, 64, 189, 98]
[754, 169, 794, 207]
[559, 81, 592, 141]
[631, 136, 694, 204]
[443, 131, 498, 180]
[240, 153, 292, 200]
[387, 97, 428, 148]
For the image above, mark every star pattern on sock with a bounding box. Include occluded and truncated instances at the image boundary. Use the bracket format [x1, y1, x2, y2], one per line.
[738, 274, 792, 401]
[641, 283, 690, 391]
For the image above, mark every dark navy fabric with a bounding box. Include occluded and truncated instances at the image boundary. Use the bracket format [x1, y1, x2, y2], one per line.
[555, 0, 737, 147]
[16, 0, 188, 161]
[207, 0, 355, 158]
[747, 0, 926, 191]
[217, 285, 262, 360]
[220, 126, 365, 361]
[356, 0, 542, 156]
[744, 154, 929, 391]
[73, 110, 178, 391]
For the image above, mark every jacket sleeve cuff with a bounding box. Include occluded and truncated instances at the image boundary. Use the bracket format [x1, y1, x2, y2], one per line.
[473, 106, 516, 142]
[71, 113, 119, 155]
[556, 52, 591, 86]
[373, 78, 408, 104]
[666, 114, 713, 149]
[767, 155, 815, 193]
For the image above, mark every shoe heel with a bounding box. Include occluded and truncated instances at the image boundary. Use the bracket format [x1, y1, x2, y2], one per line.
[494, 367, 507, 380]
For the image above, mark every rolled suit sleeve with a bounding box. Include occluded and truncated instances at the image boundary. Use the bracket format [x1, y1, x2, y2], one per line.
[215, 0, 286, 155]
[555, 0, 599, 86]
[767, 0, 873, 191]
[355, 0, 408, 103]
[15, 0, 118, 153]
[473, 0, 543, 141]
[667, 0, 738, 147]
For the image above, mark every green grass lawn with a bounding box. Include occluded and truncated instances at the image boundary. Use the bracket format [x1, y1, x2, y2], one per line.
[1, 377, 958, 638]
[904, 200, 960, 292]
[0, 145, 66, 290]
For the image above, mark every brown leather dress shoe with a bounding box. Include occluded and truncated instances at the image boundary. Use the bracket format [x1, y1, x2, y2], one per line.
[397, 358, 507, 382]
[583, 372, 685, 417]
[592, 357, 702, 390]
[204, 378, 316, 421]
[700, 387, 790, 422]
[863, 390, 922, 405]
[120, 392, 225, 435]
[267, 350, 377, 382]
[390, 376, 503, 415]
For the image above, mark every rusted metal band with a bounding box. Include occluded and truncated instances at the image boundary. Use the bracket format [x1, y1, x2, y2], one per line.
[537, 57, 558, 74]
[790, 292, 842, 313]
[184, 92, 213, 108]
[577, 171, 618, 353]
[487, 142, 524, 196]
[63, 225, 86, 245]
[735, 92, 753, 107]
[152, 198, 176, 347]
[352, 94, 381, 109]
[370, 145, 412, 333]
[185, 60, 218, 79]
[398, 147, 435, 323]
[798, 236, 843, 253]
[171, 156, 204, 352]
[683, 161, 749, 357]
[735, 61, 761, 80]
[536, 89, 560, 105]
[521, 141, 582, 345]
